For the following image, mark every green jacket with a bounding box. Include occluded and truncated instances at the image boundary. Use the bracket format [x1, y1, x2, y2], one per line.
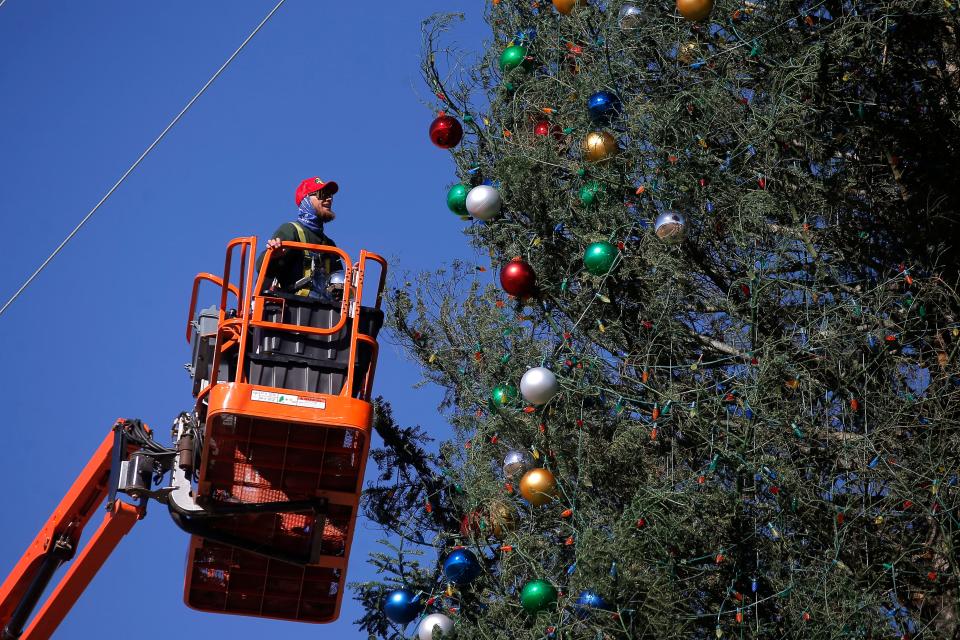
[256, 222, 344, 294]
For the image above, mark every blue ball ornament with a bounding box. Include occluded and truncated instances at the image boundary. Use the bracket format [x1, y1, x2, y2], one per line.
[443, 548, 481, 585]
[383, 588, 422, 624]
[575, 590, 608, 617]
[587, 90, 621, 122]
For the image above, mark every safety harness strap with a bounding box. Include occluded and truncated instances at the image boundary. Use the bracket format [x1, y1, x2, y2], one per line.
[290, 222, 312, 296]
[290, 222, 335, 296]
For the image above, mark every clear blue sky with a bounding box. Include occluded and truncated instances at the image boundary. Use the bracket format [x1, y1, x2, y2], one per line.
[0, 2, 485, 637]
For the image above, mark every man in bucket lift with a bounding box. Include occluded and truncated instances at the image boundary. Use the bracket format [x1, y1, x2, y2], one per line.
[257, 176, 346, 299]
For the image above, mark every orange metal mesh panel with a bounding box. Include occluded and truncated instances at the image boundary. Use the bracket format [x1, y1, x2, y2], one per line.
[204, 413, 363, 499]
[184, 412, 365, 620]
[185, 539, 341, 623]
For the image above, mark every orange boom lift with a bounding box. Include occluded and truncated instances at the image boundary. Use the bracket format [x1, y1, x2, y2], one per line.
[0, 237, 387, 638]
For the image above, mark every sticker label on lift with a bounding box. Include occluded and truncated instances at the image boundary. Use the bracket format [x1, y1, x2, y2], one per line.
[251, 389, 325, 409]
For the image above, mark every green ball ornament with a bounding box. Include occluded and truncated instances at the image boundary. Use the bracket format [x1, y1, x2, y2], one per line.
[520, 579, 557, 614]
[579, 181, 602, 208]
[499, 45, 529, 72]
[446, 184, 469, 215]
[583, 241, 619, 275]
[491, 383, 519, 406]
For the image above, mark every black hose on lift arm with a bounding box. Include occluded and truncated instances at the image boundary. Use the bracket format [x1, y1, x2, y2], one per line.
[115, 418, 175, 455]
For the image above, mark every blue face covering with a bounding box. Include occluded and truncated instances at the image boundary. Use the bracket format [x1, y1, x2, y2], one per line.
[297, 196, 325, 234]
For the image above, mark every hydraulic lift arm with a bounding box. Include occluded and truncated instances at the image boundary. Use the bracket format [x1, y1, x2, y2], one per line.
[0, 415, 333, 639]
[0, 422, 147, 640]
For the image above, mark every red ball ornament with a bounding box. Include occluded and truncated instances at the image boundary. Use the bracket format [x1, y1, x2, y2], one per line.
[460, 511, 482, 536]
[500, 257, 537, 298]
[429, 113, 463, 149]
[534, 120, 563, 139]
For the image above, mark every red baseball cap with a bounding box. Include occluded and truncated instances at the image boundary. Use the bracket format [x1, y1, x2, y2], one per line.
[295, 176, 339, 205]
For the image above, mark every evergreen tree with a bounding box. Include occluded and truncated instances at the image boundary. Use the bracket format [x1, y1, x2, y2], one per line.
[357, 1, 960, 638]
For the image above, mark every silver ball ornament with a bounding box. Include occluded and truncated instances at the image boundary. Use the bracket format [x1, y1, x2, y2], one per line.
[503, 450, 533, 478]
[655, 212, 686, 243]
[618, 3, 644, 30]
[465, 185, 502, 221]
[417, 613, 455, 640]
[519, 366, 560, 405]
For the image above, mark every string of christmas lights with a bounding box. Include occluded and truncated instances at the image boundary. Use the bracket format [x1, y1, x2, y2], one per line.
[356, 1, 960, 638]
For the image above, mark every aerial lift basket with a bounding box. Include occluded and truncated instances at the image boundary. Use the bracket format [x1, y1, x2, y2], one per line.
[182, 237, 386, 624]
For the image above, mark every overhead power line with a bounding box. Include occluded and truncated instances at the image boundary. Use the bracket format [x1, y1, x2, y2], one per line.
[0, 0, 287, 318]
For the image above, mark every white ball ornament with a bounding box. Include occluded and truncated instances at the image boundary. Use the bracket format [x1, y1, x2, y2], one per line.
[417, 613, 455, 640]
[465, 185, 502, 221]
[655, 212, 686, 243]
[520, 366, 560, 405]
[618, 3, 644, 30]
[503, 450, 534, 478]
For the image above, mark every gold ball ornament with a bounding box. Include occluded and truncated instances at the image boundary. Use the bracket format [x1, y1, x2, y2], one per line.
[519, 468, 559, 506]
[487, 501, 516, 537]
[552, 0, 588, 14]
[677, 0, 713, 21]
[677, 41, 700, 64]
[582, 131, 619, 163]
